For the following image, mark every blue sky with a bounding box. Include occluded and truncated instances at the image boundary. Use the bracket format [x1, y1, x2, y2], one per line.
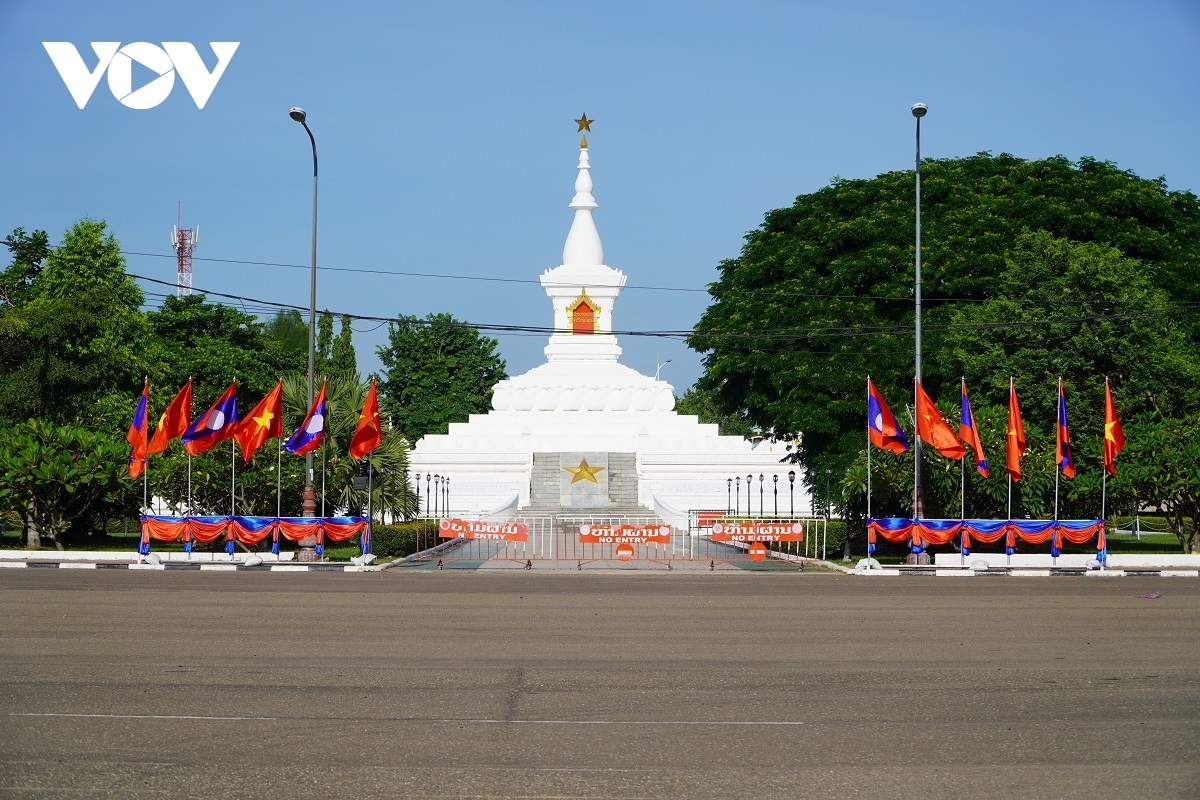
[2, 0, 1197, 395]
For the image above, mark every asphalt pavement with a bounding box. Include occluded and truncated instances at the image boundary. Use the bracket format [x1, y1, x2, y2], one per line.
[1, 569, 1197, 799]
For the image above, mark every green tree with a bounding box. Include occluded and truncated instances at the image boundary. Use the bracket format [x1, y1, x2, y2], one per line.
[0, 227, 50, 307]
[330, 314, 357, 377]
[0, 420, 135, 550]
[262, 309, 308, 357]
[674, 386, 756, 438]
[689, 154, 1200, 482]
[0, 219, 148, 430]
[316, 309, 334, 371]
[144, 294, 304, 405]
[376, 313, 507, 442]
[1116, 413, 1200, 553]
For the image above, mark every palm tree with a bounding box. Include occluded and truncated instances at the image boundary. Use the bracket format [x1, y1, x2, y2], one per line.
[282, 374, 419, 521]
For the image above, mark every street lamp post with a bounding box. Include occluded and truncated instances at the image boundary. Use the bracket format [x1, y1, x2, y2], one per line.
[912, 102, 927, 520]
[289, 107, 319, 521]
[727, 478, 732, 516]
[788, 470, 795, 518]
[735, 476, 740, 517]
[773, 474, 778, 519]
[425, 473, 431, 518]
[746, 474, 752, 516]
[758, 474, 764, 517]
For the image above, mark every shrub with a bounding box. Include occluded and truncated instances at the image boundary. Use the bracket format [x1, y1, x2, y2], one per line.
[371, 521, 438, 559]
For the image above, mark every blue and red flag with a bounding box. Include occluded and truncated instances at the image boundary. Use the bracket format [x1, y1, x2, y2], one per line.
[182, 382, 239, 456]
[959, 378, 989, 478]
[867, 377, 909, 454]
[1056, 378, 1075, 479]
[285, 381, 327, 455]
[126, 379, 149, 478]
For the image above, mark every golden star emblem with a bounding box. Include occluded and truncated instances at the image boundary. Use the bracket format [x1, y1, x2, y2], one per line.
[252, 409, 274, 430]
[358, 410, 378, 431]
[563, 458, 605, 484]
[1104, 421, 1117, 442]
[574, 113, 594, 133]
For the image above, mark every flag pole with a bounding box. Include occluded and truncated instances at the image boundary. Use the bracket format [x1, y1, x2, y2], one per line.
[187, 455, 192, 516]
[866, 377, 872, 521]
[231, 438, 236, 517]
[321, 437, 326, 518]
[366, 452, 374, 555]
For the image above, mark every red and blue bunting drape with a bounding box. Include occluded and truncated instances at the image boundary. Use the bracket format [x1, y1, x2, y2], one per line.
[140, 516, 369, 557]
[867, 518, 1106, 561]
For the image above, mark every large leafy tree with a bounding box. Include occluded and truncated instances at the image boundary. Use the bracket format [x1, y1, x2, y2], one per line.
[690, 154, 1200, 487]
[144, 294, 304, 405]
[0, 220, 148, 430]
[0, 420, 135, 550]
[376, 313, 507, 442]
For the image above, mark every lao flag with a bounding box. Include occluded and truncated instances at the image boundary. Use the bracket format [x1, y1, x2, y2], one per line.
[959, 379, 989, 478]
[285, 381, 327, 455]
[867, 378, 909, 454]
[182, 382, 239, 455]
[1056, 378, 1075, 479]
[126, 380, 149, 478]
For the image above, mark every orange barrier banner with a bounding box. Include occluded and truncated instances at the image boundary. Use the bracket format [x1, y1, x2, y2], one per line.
[439, 518, 529, 542]
[579, 524, 673, 544]
[710, 521, 805, 543]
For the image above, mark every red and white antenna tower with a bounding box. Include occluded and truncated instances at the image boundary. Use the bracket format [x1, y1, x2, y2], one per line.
[171, 202, 198, 297]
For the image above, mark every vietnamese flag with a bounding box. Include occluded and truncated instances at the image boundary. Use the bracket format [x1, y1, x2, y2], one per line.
[1103, 378, 1125, 477]
[348, 379, 383, 460]
[126, 379, 149, 478]
[1006, 378, 1027, 482]
[914, 380, 965, 459]
[1056, 378, 1075, 479]
[232, 380, 283, 462]
[147, 379, 192, 455]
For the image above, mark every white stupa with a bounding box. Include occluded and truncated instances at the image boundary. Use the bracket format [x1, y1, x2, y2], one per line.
[408, 127, 805, 528]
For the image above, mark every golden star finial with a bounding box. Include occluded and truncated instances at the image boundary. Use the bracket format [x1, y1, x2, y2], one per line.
[574, 113, 593, 133]
[563, 458, 605, 485]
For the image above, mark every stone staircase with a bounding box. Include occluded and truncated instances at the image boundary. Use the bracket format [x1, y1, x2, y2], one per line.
[523, 452, 655, 517]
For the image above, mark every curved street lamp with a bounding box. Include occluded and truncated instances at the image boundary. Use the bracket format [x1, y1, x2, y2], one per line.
[289, 107, 319, 518]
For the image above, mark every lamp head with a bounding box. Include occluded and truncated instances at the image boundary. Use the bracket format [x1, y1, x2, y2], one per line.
[788, 470, 795, 482]
[911, 103, 928, 119]
[289, 107, 307, 123]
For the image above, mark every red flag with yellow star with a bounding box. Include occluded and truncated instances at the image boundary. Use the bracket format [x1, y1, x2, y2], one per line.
[914, 380, 966, 460]
[1103, 378, 1125, 477]
[231, 380, 283, 462]
[349, 379, 383, 460]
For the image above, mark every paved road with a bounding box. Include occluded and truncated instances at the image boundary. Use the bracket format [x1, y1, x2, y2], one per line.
[1, 569, 1197, 799]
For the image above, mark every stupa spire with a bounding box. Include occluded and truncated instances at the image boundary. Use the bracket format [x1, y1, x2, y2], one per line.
[562, 115, 603, 266]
